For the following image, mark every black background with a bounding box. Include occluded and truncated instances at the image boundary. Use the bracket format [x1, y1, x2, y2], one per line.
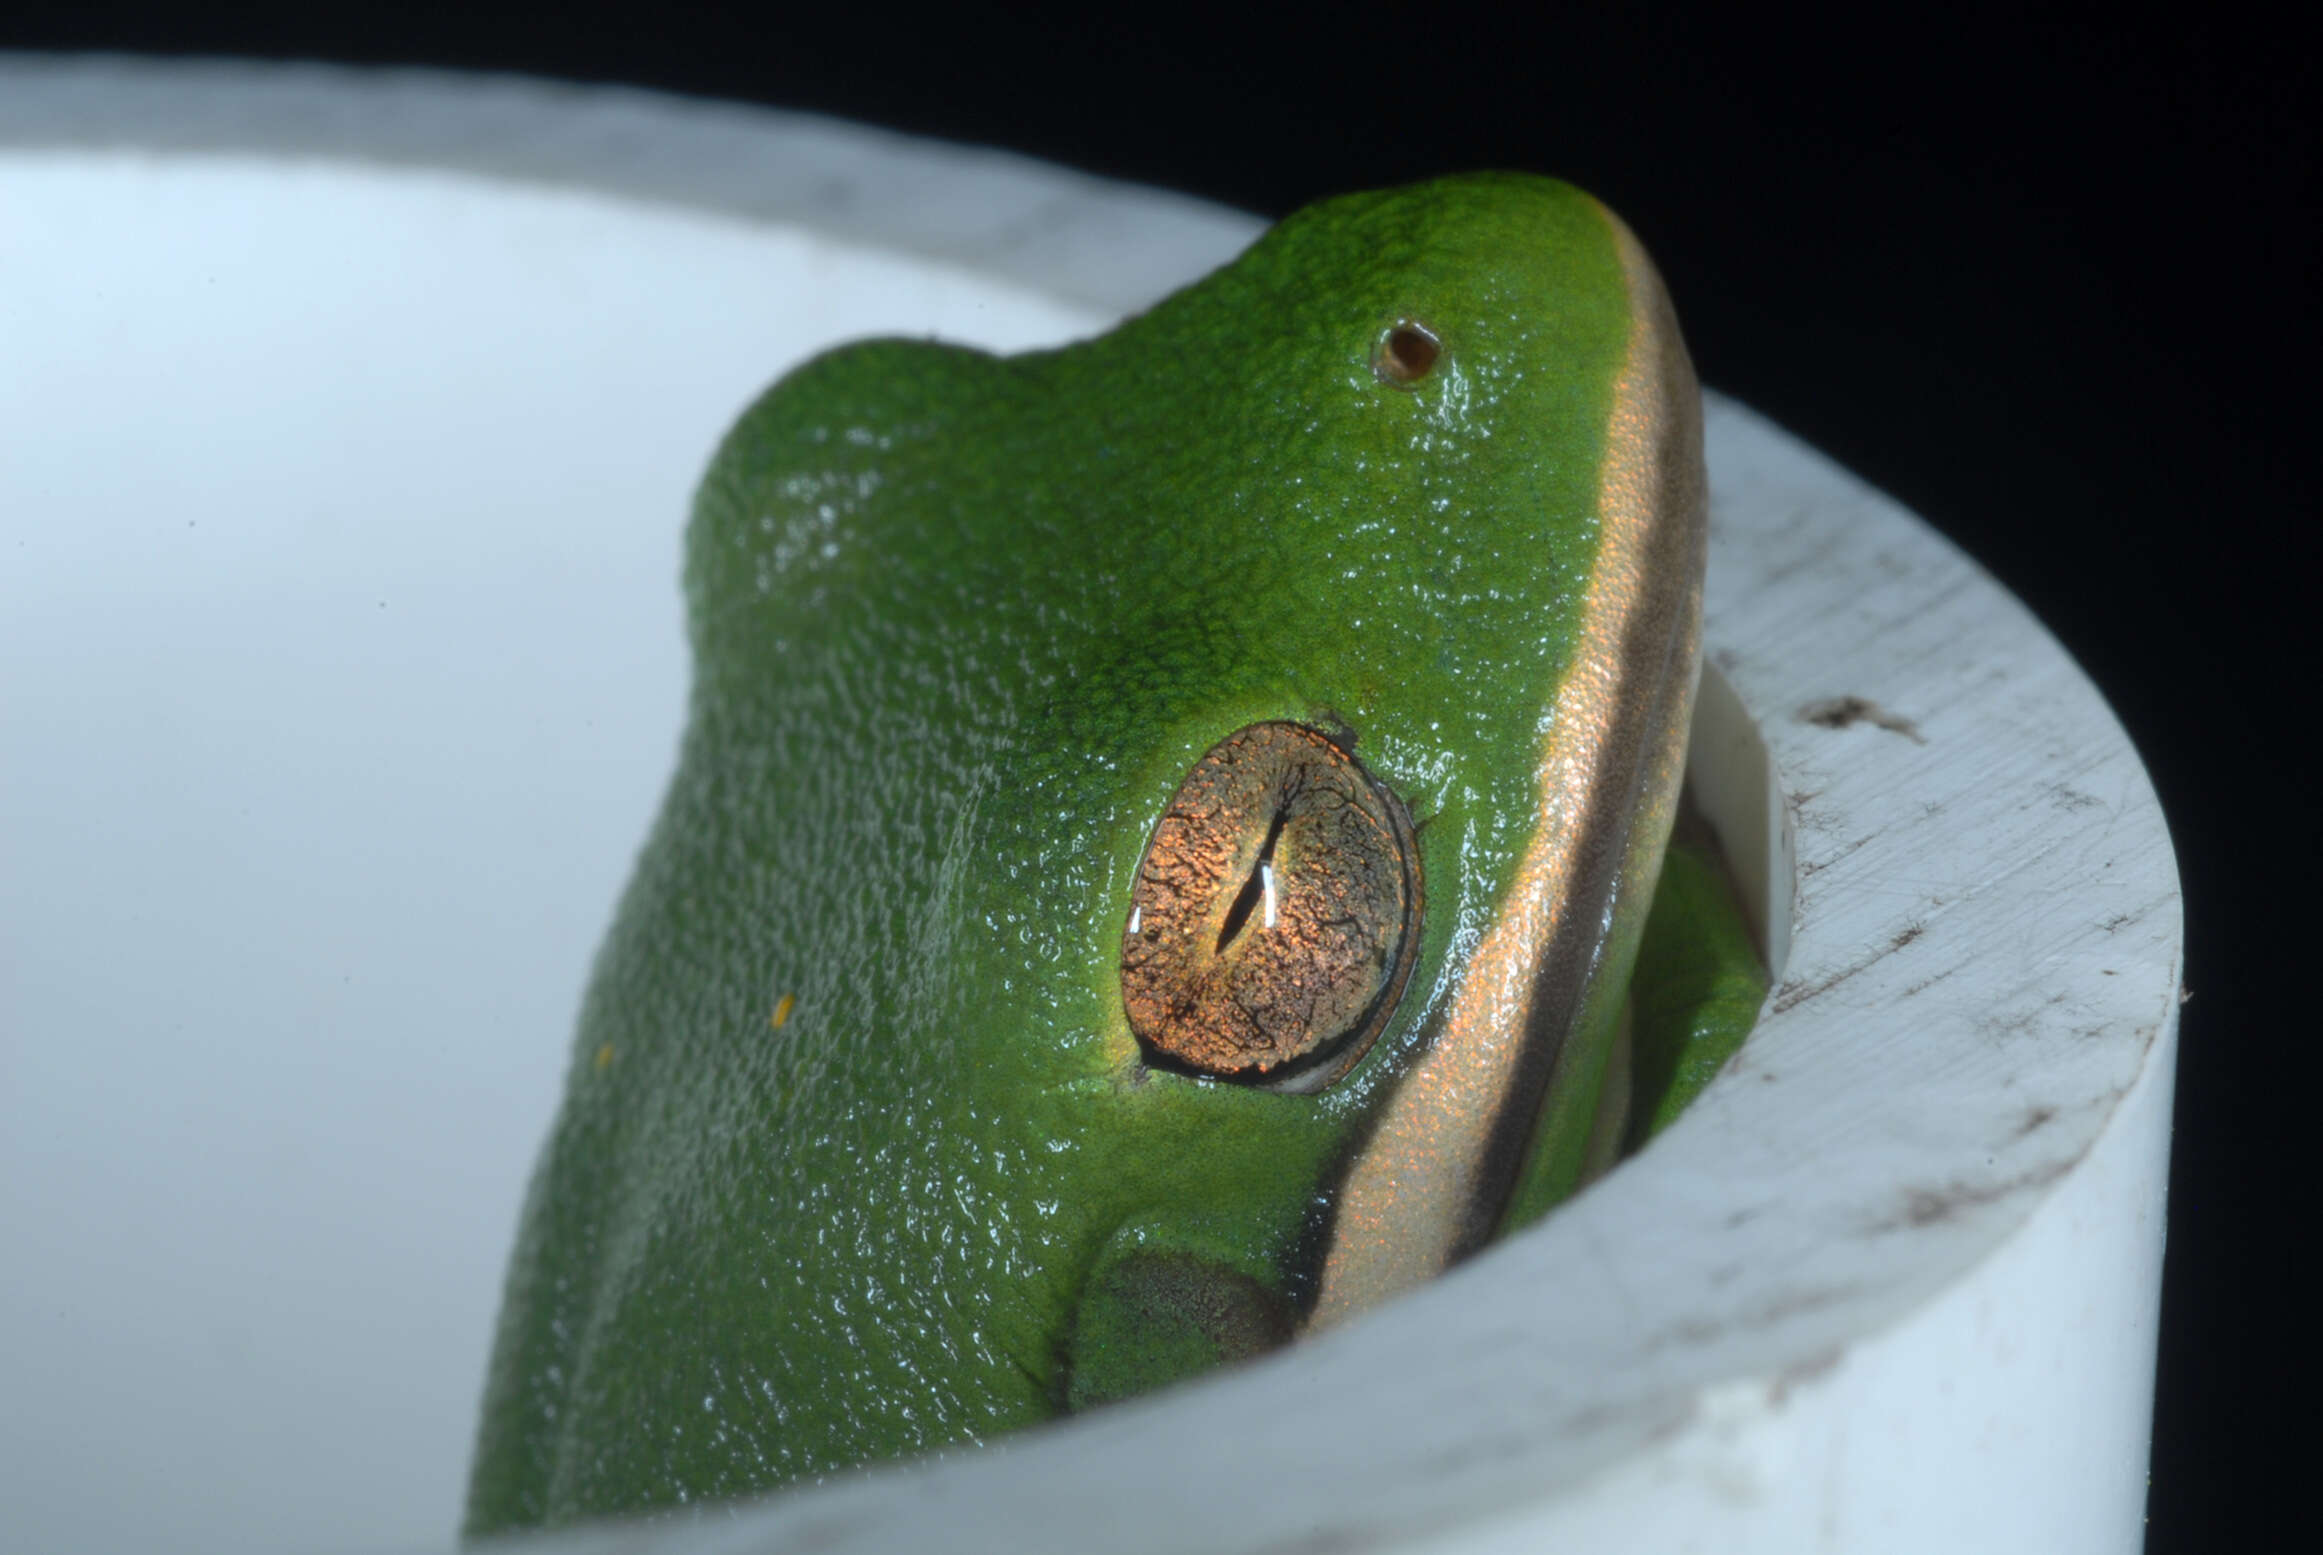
[6, 5, 2308, 1548]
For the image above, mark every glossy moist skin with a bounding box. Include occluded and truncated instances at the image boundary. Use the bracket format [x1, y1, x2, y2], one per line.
[467, 174, 1708, 1531]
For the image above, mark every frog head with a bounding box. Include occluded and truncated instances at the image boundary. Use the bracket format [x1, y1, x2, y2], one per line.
[467, 172, 1703, 1529]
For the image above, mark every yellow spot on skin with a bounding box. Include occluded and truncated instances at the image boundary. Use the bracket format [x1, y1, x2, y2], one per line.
[771, 993, 796, 1030]
[593, 1043, 615, 1072]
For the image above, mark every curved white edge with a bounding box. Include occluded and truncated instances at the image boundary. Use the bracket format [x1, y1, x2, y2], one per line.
[1453, 985, 2179, 1555]
[0, 52, 1262, 319]
[1687, 652, 1793, 978]
[0, 57, 2183, 1555]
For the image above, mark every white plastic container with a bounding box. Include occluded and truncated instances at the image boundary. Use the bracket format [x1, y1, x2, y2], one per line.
[0, 57, 2181, 1555]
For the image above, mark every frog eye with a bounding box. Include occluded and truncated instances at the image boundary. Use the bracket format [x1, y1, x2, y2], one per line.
[1372, 320, 1442, 386]
[1120, 722, 1422, 1092]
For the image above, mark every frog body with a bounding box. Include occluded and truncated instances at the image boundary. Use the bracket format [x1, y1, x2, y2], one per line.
[467, 174, 1752, 1532]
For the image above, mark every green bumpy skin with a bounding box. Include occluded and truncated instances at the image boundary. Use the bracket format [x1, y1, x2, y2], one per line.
[466, 173, 1764, 1533]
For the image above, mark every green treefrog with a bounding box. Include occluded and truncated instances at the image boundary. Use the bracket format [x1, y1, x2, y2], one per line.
[465, 172, 1765, 1534]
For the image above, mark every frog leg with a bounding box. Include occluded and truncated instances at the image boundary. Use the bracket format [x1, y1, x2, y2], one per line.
[1621, 833, 1770, 1150]
[1060, 1235, 1294, 1413]
[1577, 1000, 1636, 1185]
[1494, 827, 1768, 1236]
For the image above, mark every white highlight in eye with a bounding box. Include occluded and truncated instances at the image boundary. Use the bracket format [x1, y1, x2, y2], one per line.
[1128, 906, 1141, 936]
[1261, 863, 1278, 930]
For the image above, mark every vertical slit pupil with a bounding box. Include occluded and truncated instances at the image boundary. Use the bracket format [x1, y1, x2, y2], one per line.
[1215, 804, 1292, 954]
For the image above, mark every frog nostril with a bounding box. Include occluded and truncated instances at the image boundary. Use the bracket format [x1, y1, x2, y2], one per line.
[1373, 321, 1441, 385]
[1122, 722, 1422, 1090]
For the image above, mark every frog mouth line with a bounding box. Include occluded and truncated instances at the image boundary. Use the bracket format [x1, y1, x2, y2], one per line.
[1301, 204, 1708, 1330]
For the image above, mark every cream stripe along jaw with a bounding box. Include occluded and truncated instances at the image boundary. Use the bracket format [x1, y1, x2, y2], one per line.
[1307, 202, 1708, 1328]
